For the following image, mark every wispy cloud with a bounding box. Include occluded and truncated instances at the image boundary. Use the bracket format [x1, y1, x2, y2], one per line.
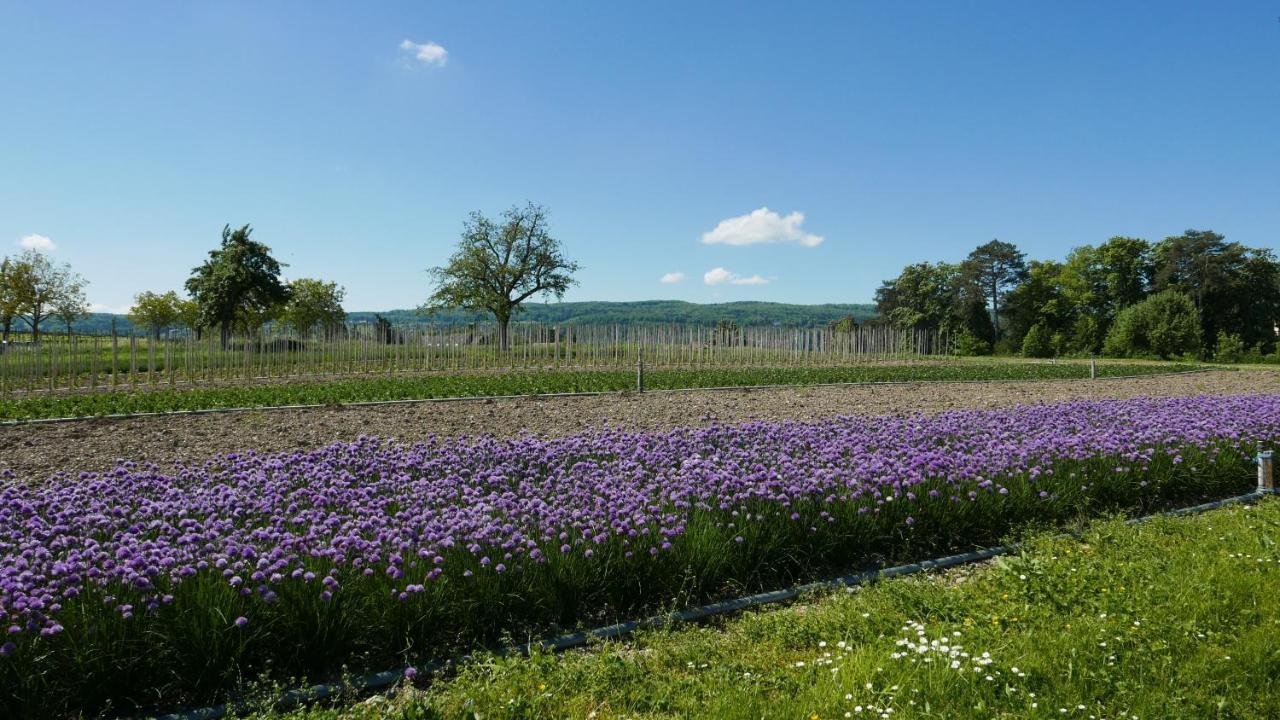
[400, 39, 449, 67]
[703, 267, 771, 286]
[701, 207, 823, 248]
[659, 271, 686, 284]
[17, 234, 56, 252]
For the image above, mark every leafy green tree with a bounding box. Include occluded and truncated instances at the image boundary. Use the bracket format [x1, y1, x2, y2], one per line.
[175, 298, 203, 337]
[714, 318, 741, 346]
[281, 278, 347, 337]
[424, 203, 580, 351]
[827, 315, 858, 333]
[1213, 330, 1246, 363]
[1151, 230, 1280, 353]
[51, 275, 89, 337]
[1102, 290, 1200, 359]
[0, 256, 25, 341]
[185, 224, 291, 348]
[1002, 260, 1072, 350]
[962, 240, 1028, 340]
[128, 291, 182, 340]
[1021, 323, 1054, 358]
[875, 261, 993, 346]
[1056, 237, 1153, 352]
[9, 250, 83, 343]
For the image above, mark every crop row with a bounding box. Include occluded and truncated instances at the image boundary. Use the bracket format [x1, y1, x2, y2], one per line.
[0, 361, 1196, 421]
[0, 393, 1270, 716]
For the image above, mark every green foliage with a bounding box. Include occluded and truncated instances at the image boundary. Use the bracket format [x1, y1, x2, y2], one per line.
[1103, 290, 1201, 359]
[281, 279, 347, 336]
[827, 315, 858, 333]
[878, 229, 1280, 359]
[952, 329, 991, 356]
[175, 297, 202, 334]
[3, 250, 86, 342]
[424, 203, 579, 350]
[1213, 331, 1246, 364]
[1153, 229, 1280, 353]
[185, 225, 291, 345]
[127, 290, 182, 339]
[0, 256, 22, 339]
[0, 362, 1196, 421]
[1020, 323, 1054, 358]
[961, 239, 1027, 340]
[876, 262, 993, 344]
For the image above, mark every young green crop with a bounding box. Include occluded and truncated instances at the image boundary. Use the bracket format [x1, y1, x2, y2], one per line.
[0, 361, 1198, 421]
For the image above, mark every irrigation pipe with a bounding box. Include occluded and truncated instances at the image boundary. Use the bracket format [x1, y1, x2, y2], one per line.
[3, 367, 1213, 427]
[148, 485, 1277, 720]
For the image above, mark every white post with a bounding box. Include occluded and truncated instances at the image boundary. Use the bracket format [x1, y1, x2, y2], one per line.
[1090, 357, 1096, 380]
[636, 348, 644, 393]
[1258, 450, 1274, 491]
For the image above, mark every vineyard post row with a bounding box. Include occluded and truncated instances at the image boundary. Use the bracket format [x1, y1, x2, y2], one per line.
[0, 323, 950, 394]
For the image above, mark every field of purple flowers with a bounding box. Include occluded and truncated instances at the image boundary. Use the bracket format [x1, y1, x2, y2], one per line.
[1, 395, 1275, 716]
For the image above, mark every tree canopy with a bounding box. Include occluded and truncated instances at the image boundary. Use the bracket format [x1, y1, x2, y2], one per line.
[876, 230, 1278, 360]
[281, 278, 347, 336]
[185, 225, 290, 346]
[423, 203, 579, 350]
[2, 250, 87, 343]
[962, 239, 1027, 341]
[128, 291, 183, 340]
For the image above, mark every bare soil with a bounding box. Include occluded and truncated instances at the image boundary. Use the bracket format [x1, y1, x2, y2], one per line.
[4, 370, 1277, 480]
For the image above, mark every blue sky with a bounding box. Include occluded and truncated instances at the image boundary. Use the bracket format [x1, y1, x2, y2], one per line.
[2, 2, 1277, 313]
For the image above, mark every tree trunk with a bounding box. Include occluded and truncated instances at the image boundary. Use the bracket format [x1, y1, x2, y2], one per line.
[220, 323, 231, 351]
[1, 317, 10, 342]
[498, 316, 511, 352]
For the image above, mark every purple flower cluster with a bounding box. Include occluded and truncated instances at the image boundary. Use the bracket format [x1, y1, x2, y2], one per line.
[2, 395, 1276, 641]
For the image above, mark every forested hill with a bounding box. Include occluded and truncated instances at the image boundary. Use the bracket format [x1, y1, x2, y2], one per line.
[63, 300, 877, 335]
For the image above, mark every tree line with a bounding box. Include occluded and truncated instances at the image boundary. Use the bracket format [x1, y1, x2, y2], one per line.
[7, 211, 1276, 363]
[136, 224, 348, 346]
[873, 230, 1280, 360]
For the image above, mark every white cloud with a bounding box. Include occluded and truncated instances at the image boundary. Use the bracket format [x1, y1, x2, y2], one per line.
[701, 207, 823, 247]
[17, 234, 56, 252]
[659, 271, 686, 284]
[703, 267, 771, 286]
[400, 39, 448, 67]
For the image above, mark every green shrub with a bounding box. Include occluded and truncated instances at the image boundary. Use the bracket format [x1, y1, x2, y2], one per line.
[1103, 290, 1201, 359]
[1020, 324, 1055, 358]
[953, 330, 992, 356]
[1212, 331, 1246, 363]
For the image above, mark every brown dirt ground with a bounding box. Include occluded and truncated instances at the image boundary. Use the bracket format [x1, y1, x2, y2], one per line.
[3, 369, 1278, 480]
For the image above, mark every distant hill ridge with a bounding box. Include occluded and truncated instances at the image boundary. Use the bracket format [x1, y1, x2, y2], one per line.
[62, 300, 878, 335]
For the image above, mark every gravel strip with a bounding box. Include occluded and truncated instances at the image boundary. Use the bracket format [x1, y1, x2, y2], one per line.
[3, 370, 1277, 480]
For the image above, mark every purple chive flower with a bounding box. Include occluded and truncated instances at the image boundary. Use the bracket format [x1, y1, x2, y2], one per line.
[233, 616, 248, 628]
[403, 666, 418, 681]
[0, 394, 1274, 664]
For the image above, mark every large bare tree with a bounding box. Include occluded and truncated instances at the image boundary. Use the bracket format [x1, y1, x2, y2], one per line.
[424, 203, 579, 351]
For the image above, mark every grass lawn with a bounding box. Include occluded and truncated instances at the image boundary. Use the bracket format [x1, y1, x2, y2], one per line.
[252, 497, 1280, 720]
